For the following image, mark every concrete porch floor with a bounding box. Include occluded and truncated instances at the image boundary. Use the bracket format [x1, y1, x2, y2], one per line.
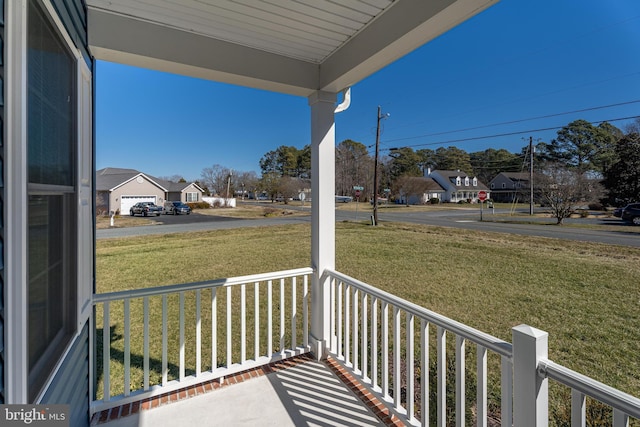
[91, 355, 405, 427]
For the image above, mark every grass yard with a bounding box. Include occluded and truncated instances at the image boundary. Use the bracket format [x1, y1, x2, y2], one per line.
[96, 221, 640, 423]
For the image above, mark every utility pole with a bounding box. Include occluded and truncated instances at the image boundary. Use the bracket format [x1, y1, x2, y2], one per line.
[373, 106, 386, 226]
[226, 170, 232, 206]
[529, 136, 534, 215]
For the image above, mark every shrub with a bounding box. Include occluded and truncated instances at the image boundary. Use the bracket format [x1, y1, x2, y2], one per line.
[429, 198, 440, 205]
[457, 200, 468, 204]
[187, 201, 211, 210]
[263, 207, 279, 217]
[588, 202, 604, 211]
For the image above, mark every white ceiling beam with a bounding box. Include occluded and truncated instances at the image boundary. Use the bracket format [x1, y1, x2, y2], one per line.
[88, 9, 320, 96]
[319, 0, 499, 92]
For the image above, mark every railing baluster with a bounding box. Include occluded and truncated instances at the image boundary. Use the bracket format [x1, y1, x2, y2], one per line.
[280, 278, 285, 355]
[362, 292, 369, 382]
[345, 283, 351, 366]
[241, 283, 246, 363]
[477, 345, 488, 427]
[372, 296, 378, 390]
[393, 306, 401, 411]
[267, 280, 273, 356]
[162, 294, 168, 386]
[179, 291, 185, 381]
[421, 319, 429, 427]
[143, 296, 149, 391]
[303, 275, 309, 350]
[337, 280, 343, 359]
[613, 409, 629, 427]
[329, 276, 336, 352]
[226, 286, 232, 368]
[353, 287, 359, 374]
[571, 388, 585, 427]
[456, 334, 466, 427]
[382, 301, 389, 400]
[211, 287, 217, 371]
[254, 282, 260, 360]
[501, 355, 513, 427]
[407, 312, 415, 421]
[124, 298, 130, 396]
[291, 276, 297, 350]
[437, 326, 446, 427]
[196, 289, 201, 376]
[102, 302, 110, 402]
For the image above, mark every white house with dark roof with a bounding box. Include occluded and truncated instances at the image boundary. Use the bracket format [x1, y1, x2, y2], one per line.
[426, 169, 490, 203]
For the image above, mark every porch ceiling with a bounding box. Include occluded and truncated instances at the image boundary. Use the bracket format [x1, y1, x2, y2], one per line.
[86, 0, 498, 97]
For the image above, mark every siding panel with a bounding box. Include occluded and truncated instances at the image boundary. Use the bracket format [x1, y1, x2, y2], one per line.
[40, 322, 90, 427]
[51, 0, 90, 66]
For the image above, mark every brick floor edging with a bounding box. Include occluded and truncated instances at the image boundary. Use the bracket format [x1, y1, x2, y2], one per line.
[90, 353, 405, 427]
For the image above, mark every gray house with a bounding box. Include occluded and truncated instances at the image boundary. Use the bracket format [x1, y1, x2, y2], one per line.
[488, 172, 531, 203]
[96, 168, 204, 214]
[426, 169, 490, 203]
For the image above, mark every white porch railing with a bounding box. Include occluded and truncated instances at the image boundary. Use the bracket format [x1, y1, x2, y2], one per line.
[91, 267, 313, 414]
[325, 269, 640, 427]
[91, 267, 640, 425]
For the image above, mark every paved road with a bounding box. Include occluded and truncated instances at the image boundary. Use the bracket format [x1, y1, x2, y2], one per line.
[97, 207, 640, 248]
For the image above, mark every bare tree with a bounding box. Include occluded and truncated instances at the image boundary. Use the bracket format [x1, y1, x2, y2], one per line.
[537, 164, 604, 224]
[200, 164, 231, 196]
[393, 176, 431, 205]
[624, 117, 640, 135]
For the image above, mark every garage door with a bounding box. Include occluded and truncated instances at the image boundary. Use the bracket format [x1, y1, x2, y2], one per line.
[120, 196, 156, 214]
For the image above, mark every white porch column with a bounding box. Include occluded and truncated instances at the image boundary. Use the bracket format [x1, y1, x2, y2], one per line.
[308, 90, 337, 359]
[513, 324, 549, 427]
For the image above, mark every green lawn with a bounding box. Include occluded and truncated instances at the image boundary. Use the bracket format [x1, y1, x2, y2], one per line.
[96, 221, 640, 423]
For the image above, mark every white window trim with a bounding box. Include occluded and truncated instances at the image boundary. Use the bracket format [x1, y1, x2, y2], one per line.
[6, 0, 90, 404]
[6, 0, 30, 404]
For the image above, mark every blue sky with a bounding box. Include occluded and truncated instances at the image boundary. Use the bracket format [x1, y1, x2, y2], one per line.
[95, 0, 640, 181]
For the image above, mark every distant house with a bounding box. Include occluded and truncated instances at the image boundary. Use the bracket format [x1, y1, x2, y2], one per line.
[396, 177, 446, 204]
[166, 181, 205, 204]
[488, 172, 531, 203]
[426, 169, 489, 202]
[96, 168, 203, 214]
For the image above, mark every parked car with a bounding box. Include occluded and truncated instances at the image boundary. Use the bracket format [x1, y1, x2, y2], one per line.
[164, 201, 191, 215]
[335, 195, 353, 203]
[620, 203, 640, 225]
[130, 202, 162, 217]
[613, 207, 624, 218]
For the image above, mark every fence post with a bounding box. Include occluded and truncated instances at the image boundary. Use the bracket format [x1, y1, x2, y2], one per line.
[513, 324, 549, 427]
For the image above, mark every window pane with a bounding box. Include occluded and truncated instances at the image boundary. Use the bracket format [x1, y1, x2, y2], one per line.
[28, 195, 64, 369]
[27, 0, 74, 186]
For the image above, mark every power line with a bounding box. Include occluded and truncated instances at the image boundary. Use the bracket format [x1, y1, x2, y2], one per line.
[379, 114, 640, 151]
[382, 100, 640, 144]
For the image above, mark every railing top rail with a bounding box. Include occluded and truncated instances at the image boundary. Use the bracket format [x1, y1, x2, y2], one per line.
[325, 269, 513, 358]
[93, 267, 314, 304]
[540, 359, 640, 419]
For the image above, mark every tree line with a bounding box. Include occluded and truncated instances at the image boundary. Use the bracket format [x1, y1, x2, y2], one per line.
[196, 118, 640, 209]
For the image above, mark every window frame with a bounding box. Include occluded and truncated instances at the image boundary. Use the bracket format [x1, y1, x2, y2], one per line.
[186, 191, 199, 202]
[24, 0, 85, 402]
